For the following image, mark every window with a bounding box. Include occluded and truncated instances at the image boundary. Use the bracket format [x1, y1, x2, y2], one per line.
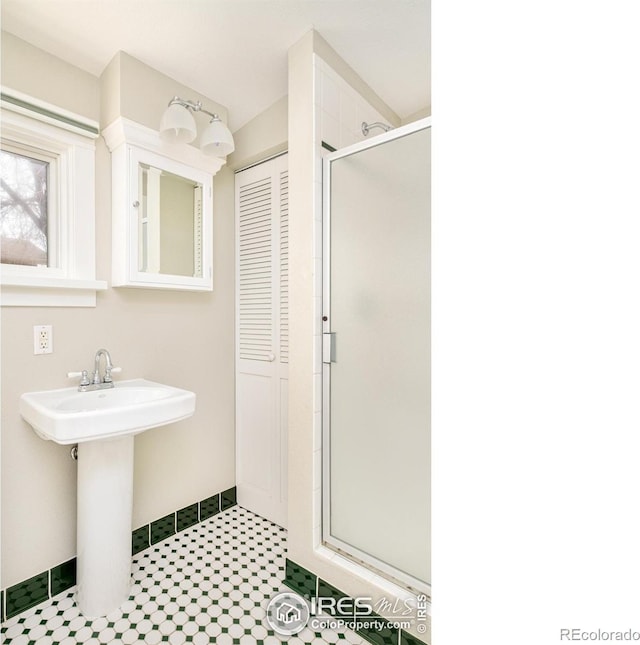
[0, 145, 54, 268]
[0, 89, 107, 306]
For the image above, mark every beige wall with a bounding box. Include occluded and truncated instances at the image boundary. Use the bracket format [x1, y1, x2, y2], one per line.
[100, 51, 228, 134]
[227, 95, 288, 171]
[1, 34, 236, 588]
[402, 105, 431, 125]
[0, 31, 100, 121]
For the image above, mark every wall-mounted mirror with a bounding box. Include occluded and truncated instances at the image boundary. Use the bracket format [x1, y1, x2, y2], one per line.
[103, 117, 222, 292]
[137, 163, 203, 278]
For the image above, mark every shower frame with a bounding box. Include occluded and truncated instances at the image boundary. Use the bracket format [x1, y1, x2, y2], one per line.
[321, 117, 431, 596]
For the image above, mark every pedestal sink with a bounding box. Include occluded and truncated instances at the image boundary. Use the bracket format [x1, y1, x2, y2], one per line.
[20, 378, 196, 617]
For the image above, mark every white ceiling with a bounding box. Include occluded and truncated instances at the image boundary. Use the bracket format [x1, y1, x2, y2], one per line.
[0, 0, 430, 132]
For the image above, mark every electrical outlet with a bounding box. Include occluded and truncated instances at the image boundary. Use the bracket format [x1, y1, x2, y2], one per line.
[34, 325, 53, 355]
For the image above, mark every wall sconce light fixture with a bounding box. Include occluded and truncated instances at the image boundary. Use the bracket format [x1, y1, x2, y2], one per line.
[160, 96, 235, 157]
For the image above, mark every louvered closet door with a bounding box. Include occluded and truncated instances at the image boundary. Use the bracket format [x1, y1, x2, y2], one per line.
[235, 154, 288, 528]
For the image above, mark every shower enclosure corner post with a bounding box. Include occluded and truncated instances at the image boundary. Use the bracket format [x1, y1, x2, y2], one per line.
[321, 151, 333, 547]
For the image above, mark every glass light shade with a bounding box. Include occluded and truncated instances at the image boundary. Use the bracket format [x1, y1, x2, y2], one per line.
[200, 118, 235, 157]
[159, 103, 197, 144]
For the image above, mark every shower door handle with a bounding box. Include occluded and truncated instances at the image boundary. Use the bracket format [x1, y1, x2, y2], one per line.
[323, 333, 336, 363]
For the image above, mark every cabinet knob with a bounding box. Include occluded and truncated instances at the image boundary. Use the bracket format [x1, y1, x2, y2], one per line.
[132, 200, 140, 208]
[268, 352, 276, 362]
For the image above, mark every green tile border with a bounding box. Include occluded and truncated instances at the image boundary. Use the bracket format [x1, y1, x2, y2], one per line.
[132, 525, 150, 555]
[400, 631, 428, 645]
[50, 558, 76, 597]
[176, 503, 199, 532]
[285, 560, 429, 645]
[200, 493, 220, 520]
[150, 513, 176, 545]
[317, 578, 354, 619]
[356, 611, 398, 645]
[221, 486, 237, 511]
[1, 484, 239, 622]
[5, 571, 48, 620]
[284, 558, 317, 600]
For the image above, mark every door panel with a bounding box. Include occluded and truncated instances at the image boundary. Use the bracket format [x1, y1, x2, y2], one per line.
[235, 154, 288, 528]
[324, 125, 430, 586]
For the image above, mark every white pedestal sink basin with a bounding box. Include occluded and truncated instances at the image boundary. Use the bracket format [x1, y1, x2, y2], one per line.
[20, 378, 196, 617]
[20, 378, 195, 444]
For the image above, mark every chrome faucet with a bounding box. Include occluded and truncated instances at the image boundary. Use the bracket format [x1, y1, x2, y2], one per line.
[93, 348, 114, 386]
[68, 349, 120, 391]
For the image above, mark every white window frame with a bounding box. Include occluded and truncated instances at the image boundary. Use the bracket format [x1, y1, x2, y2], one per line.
[0, 88, 107, 306]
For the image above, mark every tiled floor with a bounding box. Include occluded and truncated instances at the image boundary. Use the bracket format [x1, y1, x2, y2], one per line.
[1, 506, 366, 644]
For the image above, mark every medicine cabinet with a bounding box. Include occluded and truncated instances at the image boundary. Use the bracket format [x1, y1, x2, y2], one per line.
[103, 117, 225, 291]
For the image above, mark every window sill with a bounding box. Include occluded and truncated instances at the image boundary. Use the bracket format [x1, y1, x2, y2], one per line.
[1, 276, 108, 307]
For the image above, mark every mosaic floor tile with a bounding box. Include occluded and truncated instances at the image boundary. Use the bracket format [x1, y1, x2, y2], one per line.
[1, 506, 367, 644]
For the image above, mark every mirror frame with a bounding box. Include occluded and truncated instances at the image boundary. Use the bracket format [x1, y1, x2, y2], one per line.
[127, 147, 212, 289]
[103, 117, 225, 292]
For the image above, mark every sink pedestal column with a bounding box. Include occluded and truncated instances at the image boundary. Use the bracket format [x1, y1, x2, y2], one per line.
[76, 436, 134, 617]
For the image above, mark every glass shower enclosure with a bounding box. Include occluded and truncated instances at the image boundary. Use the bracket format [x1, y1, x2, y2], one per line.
[322, 118, 430, 593]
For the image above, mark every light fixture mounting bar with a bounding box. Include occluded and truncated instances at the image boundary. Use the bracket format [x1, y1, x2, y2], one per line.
[168, 96, 220, 121]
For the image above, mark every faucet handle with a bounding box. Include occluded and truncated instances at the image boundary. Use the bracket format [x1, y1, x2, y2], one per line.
[67, 370, 91, 386]
[103, 366, 122, 383]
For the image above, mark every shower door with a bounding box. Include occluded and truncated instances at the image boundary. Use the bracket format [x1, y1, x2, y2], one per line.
[322, 118, 430, 591]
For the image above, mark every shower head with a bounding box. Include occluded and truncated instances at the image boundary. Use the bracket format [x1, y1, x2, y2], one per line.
[361, 121, 392, 136]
